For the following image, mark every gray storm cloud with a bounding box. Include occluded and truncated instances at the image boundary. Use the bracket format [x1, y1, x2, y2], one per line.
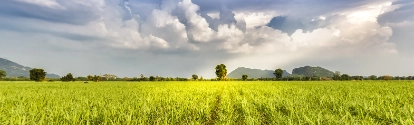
[0, 0, 413, 78]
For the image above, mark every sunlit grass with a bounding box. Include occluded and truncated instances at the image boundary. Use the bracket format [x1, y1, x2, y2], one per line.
[0, 81, 413, 124]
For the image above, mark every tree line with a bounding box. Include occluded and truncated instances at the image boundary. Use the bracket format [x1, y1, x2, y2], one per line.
[0, 64, 413, 82]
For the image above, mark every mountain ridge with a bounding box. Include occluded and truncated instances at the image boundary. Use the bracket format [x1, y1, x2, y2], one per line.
[291, 66, 334, 77]
[0, 58, 60, 78]
[227, 67, 290, 79]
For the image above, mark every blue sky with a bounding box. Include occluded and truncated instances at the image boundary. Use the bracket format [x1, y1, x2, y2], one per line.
[0, 0, 413, 78]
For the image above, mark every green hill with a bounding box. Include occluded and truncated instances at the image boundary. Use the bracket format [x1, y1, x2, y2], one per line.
[0, 58, 60, 78]
[291, 66, 334, 77]
[227, 67, 290, 79]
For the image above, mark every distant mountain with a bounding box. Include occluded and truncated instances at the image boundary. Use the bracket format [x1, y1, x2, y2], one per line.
[0, 58, 60, 78]
[227, 67, 290, 79]
[291, 66, 334, 77]
[45, 74, 60, 78]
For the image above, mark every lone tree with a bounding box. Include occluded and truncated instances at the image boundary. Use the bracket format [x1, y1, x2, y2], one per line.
[61, 73, 75, 82]
[29, 68, 46, 81]
[103, 74, 117, 80]
[333, 71, 341, 80]
[242, 74, 248, 81]
[140, 74, 145, 81]
[87, 75, 93, 81]
[273, 68, 284, 80]
[215, 64, 227, 81]
[192, 74, 198, 81]
[149, 76, 156, 81]
[93, 75, 101, 82]
[0, 70, 6, 80]
[341, 74, 350, 81]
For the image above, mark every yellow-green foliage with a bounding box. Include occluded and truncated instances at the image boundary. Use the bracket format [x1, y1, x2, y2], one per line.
[0, 81, 414, 124]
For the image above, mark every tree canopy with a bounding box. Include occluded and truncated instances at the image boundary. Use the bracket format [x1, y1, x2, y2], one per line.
[61, 73, 75, 82]
[103, 74, 117, 80]
[29, 68, 46, 81]
[242, 74, 248, 81]
[87, 75, 101, 82]
[149, 76, 156, 81]
[333, 71, 341, 80]
[0, 70, 6, 79]
[192, 74, 198, 80]
[341, 74, 350, 81]
[368, 75, 377, 80]
[215, 64, 227, 81]
[274, 68, 284, 80]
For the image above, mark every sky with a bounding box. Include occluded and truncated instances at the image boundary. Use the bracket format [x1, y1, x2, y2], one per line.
[0, 0, 413, 78]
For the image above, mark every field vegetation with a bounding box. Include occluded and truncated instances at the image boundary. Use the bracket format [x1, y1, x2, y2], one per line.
[1, 81, 413, 124]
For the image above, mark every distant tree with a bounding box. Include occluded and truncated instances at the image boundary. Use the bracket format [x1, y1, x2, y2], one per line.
[304, 76, 312, 81]
[0, 70, 6, 80]
[93, 75, 101, 82]
[192, 74, 198, 81]
[368, 75, 377, 80]
[200, 76, 204, 81]
[123, 77, 130, 81]
[394, 76, 401, 80]
[273, 68, 284, 80]
[242, 74, 248, 81]
[358, 76, 364, 81]
[149, 76, 156, 81]
[140, 74, 145, 81]
[61, 73, 75, 82]
[29, 68, 46, 81]
[87, 75, 94, 81]
[341, 74, 350, 81]
[103, 74, 110, 80]
[129, 77, 138, 81]
[76, 76, 88, 81]
[333, 71, 341, 80]
[311, 76, 321, 81]
[351, 76, 363, 81]
[68, 73, 75, 81]
[102, 74, 117, 81]
[383, 75, 393, 81]
[215, 64, 227, 81]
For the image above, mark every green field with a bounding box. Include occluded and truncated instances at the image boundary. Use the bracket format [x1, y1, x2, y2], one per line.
[1, 81, 414, 124]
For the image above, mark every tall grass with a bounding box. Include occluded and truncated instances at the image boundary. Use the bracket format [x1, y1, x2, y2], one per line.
[0, 81, 413, 124]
